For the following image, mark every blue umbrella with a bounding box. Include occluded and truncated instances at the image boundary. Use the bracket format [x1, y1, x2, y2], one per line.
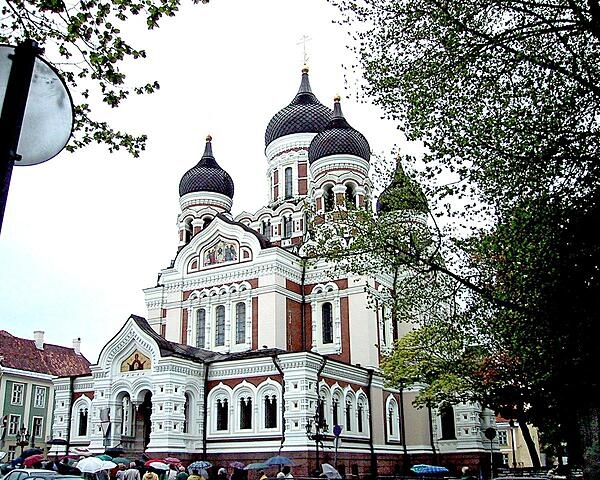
[410, 465, 449, 475]
[188, 461, 212, 472]
[244, 463, 270, 471]
[265, 456, 295, 467]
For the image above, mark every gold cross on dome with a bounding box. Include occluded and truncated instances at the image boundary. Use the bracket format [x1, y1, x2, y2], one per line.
[297, 34, 311, 65]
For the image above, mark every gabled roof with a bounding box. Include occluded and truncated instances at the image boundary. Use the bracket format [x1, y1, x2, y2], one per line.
[130, 315, 219, 362]
[215, 213, 272, 248]
[0, 330, 91, 376]
[130, 316, 286, 365]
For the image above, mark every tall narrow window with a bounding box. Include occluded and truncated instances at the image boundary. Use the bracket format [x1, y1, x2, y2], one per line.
[345, 401, 352, 431]
[322, 302, 333, 344]
[261, 219, 271, 236]
[284, 167, 293, 198]
[78, 408, 88, 436]
[440, 404, 456, 440]
[388, 408, 394, 435]
[11, 384, 23, 405]
[34, 387, 46, 408]
[235, 302, 246, 344]
[345, 184, 356, 207]
[357, 403, 363, 433]
[332, 399, 339, 427]
[183, 393, 190, 434]
[216, 399, 228, 431]
[324, 185, 334, 212]
[215, 306, 225, 347]
[283, 216, 292, 238]
[240, 397, 252, 429]
[196, 308, 206, 348]
[32, 417, 43, 437]
[264, 395, 277, 428]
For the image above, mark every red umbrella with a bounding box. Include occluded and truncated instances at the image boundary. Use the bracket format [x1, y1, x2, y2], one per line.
[145, 459, 166, 467]
[23, 454, 45, 467]
[164, 457, 181, 465]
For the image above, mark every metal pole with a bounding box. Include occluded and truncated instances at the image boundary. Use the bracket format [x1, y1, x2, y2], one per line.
[490, 439, 494, 480]
[0, 39, 42, 234]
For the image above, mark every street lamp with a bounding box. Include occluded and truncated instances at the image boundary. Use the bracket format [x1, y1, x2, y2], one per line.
[15, 426, 30, 455]
[306, 397, 328, 476]
[509, 420, 517, 470]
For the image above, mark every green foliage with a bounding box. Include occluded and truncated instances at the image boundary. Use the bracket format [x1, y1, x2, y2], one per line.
[328, 0, 600, 469]
[1, 0, 207, 157]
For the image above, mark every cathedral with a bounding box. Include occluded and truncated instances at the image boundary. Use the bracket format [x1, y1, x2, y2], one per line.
[51, 66, 497, 477]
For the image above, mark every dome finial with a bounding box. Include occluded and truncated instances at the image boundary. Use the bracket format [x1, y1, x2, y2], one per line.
[206, 134, 212, 143]
[334, 94, 341, 102]
[302, 64, 309, 73]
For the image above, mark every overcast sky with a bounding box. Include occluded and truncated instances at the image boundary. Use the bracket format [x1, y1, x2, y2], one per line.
[0, 0, 421, 362]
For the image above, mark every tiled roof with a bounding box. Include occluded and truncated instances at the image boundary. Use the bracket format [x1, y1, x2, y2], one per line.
[0, 330, 91, 376]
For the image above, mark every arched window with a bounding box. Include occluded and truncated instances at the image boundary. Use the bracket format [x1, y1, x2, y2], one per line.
[183, 393, 190, 433]
[357, 401, 364, 433]
[78, 407, 88, 436]
[216, 399, 228, 431]
[324, 185, 334, 212]
[235, 302, 246, 344]
[345, 184, 356, 208]
[381, 304, 388, 345]
[345, 400, 352, 432]
[240, 397, 252, 429]
[184, 218, 193, 243]
[388, 406, 394, 435]
[215, 306, 225, 347]
[440, 404, 456, 439]
[322, 302, 333, 344]
[264, 395, 277, 429]
[261, 219, 271, 236]
[284, 167, 293, 198]
[332, 398, 340, 427]
[202, 216, 212, 229]
[196, 308, 206, 348]
[283, 216, 292, 238]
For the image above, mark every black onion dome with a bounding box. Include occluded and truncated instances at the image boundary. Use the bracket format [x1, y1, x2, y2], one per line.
[308, 95, 371, 164]
[376, 159, 429, 215]
[265, 65, 332, 147]
[179, 135, 235, 198]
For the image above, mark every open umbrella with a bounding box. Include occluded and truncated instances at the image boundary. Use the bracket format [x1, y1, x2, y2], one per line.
[112, 457, 132, 465]
[164, 457, 181, 465]
[97, 455, 113, 461]
[230, 462, 245, 470]
[23, 454, 45, 467]
[149, 462, 170, 471]
[321, 463, 342, 479]
[244, 463, 270, 471]
[188, 461, 212, 472]
[145, 459, 165, 467]
[47, 438, 68, 445]
[265, 456, 295, 467]
[76, 456, 106, 473]
[410, 465, 450, 475]
[21, 448, 43, 459]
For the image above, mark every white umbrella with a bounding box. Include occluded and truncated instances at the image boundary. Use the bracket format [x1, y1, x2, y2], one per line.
[321, 464, 342, 479]
[101, 461, 118, 470]
[76, 456, 106, 473]
[149, 462, 170, 471]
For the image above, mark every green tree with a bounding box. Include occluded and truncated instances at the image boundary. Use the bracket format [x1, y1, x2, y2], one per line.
[1, 0, 208, 157]
[327, 0, 600, 472]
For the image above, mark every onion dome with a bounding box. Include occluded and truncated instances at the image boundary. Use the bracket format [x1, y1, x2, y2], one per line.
[179, 135, 234, 198]
[308, 95, 371, 164]
[376, 159, 429, 215]
[264, 65, 332, 147]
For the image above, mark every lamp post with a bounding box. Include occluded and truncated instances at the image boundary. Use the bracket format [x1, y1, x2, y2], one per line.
[306, 397, 328, 476]
[15, 426, 30, 456]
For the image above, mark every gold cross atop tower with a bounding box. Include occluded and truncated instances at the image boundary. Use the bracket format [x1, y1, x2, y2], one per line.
[297, 34, 311, 65]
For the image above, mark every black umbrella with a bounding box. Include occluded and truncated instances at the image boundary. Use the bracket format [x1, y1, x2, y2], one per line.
[21, 448, 43, 459]
[47, 438, 68, 445]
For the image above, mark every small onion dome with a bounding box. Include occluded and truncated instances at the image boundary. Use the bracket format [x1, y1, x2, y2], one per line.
[308, 95, 370, 164]
[376, 159, 429, 215]
[264, 65, 332, 147]
[179, 135, 235, 198]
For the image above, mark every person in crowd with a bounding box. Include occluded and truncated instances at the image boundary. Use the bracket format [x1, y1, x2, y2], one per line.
[281, 466, 292, 479]
[188, 469, 203, 480]
[116, 464, 127, 480]
[124, 462, 141, 480]
[257, 470, 268, 480]
[176, 466, 189, 480]
[143, 472, 159, 480]
[217, 468, 228, 480]
[168, 465, 178, 480]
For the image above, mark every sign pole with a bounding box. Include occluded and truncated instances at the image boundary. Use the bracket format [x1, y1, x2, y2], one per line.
[0, 39, 42, 234]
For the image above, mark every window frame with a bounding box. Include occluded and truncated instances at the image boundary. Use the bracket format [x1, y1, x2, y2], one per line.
[11, 383, 24, 405]
[34, 386, 46, 408]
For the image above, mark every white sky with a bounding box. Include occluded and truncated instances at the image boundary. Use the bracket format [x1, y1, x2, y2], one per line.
[0, 0, 421, 363]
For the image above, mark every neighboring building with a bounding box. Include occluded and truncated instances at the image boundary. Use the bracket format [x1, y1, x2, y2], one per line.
[50, 65, 501, 477]
[496, 416, 543, 470]
[0, 330, 91, 461]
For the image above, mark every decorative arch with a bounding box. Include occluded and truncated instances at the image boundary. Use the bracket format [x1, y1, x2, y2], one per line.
[385, 394, 401, 441]
[257, 379, 281, 431]
[71, 395, 91, 439]
[207, 384, 232, 434]
[232, 382, 255, 433]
